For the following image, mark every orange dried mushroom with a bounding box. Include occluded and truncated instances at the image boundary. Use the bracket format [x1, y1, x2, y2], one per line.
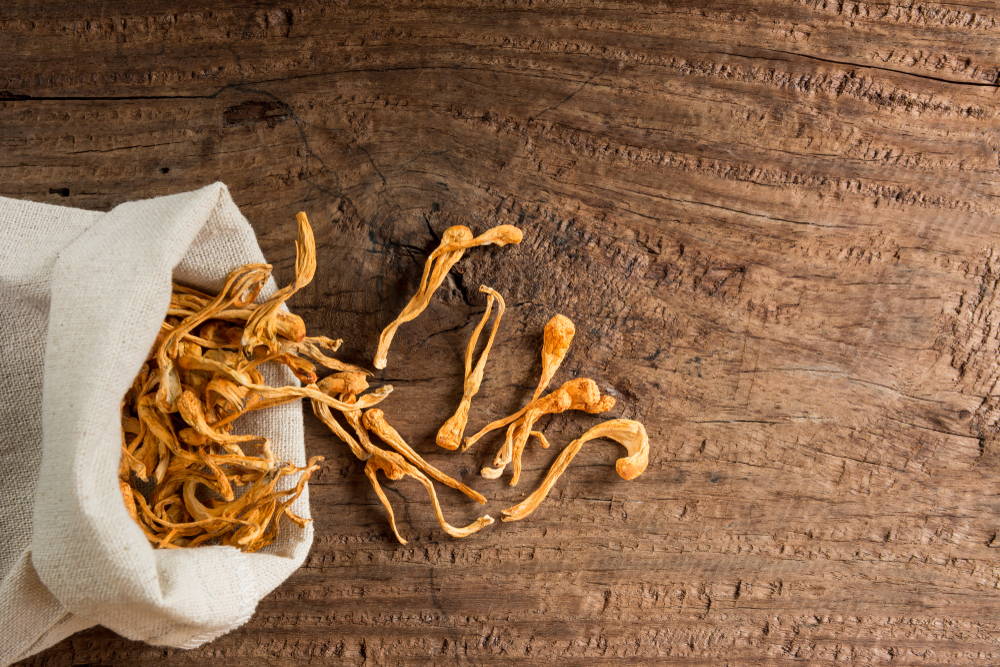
[463, 313, 575, 451]
[435, 285, 505, 451]
[480, 378, 616, 484]
[533, 314, 575, 400]
[120, 212, 358, 552]
[372, 224, 522, 370]
[501, 419, 649, 522]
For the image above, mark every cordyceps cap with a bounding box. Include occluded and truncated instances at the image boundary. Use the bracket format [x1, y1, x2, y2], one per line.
[278, 312, 308, 342]
[438, 224, 474, 251]
[317, 371, 370, 397]
[587, 394, 617, 414]
[608, 420, 650, 481]
[471, 224, 523, 247]
[544, 313, 575, 347]
[561, 377, 602, 409]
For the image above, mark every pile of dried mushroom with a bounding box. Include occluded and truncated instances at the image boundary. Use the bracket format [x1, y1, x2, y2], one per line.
[119, 212, 649, 550]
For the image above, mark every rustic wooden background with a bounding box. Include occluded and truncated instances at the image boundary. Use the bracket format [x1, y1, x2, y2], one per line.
[6, 1, 1000, 664]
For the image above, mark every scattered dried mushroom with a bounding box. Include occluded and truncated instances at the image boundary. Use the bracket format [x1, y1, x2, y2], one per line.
[500, 419, 649, 522]
[122, 211, 649, 550]
[372, 224, 523, 370]
[435, 285, 505, 451]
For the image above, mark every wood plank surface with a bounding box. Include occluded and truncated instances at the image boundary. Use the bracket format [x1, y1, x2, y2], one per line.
[5, 1, 1000, 664]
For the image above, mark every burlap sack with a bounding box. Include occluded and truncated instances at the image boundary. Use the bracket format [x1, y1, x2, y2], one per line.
[0, 182, 310, 665]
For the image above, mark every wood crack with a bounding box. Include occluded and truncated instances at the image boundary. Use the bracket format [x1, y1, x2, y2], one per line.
[767, 48, 1000, 88]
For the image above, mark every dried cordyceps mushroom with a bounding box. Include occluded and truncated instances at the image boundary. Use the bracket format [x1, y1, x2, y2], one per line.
[363, 446, 494, 545]
[124, 204, 649, 548]
[480, 377, 616, 484]
[119, 212, 395, 552]
[372, 224, 523, 370]
[463, 313, 575, 452]
[308, 376, 493, 544]
[501, 419, 649, 522]
[243, 212, 315, 355]
[363, 408, 486, 504]
[435, 285, 506, 451]
[533, 314, 575, 399]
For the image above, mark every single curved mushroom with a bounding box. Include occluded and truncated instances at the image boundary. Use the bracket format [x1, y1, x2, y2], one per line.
[373, 224, 523, 370]
[436, 285, 506, 450]
[534, 314, 575, 400]
[501, 419, 649, 523]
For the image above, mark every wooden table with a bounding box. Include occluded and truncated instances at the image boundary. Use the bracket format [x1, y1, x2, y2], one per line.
[7, 2, 1000, 664]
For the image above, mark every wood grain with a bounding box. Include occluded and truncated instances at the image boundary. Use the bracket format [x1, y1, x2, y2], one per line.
[5, 1, 1000, 664]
